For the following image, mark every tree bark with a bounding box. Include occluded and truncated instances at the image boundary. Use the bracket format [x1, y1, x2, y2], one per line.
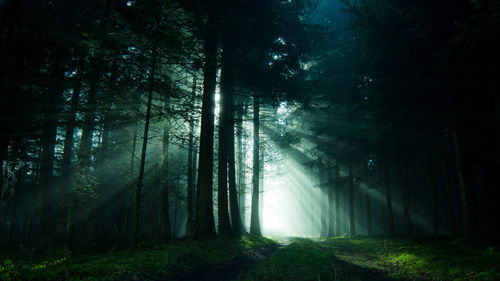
[334, 165, 340, 236]
[221, 39, 243, 237]
[440, 136, 457, 237]
[37, 49, 64, 242]
[319, 158, 327, 237]
[348, 164, 355, 237]
[217, 61, 231, 236]
[133, 39, 158, 248]
[328, 165, 334, 236]
[427, 154, 439, 235]
[67, 67, 99, 249]
[61, 60, 82, 242]
[195, 15, 218, 238]
[227, 92, 242, 237]
[451, 123, 471, 240]
[366, 191, 372, 235]
[384, 162, 394, 236]
[160, 113, 171, 241]
[250, 96, 262, 237]
[236, 103, 246, 232]
[398, 158, 413, 236]
[123, 125, 138, 235]
[186, 76, 197, 235]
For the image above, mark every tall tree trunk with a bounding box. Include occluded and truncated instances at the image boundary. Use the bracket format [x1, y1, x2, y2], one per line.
[334, 165, 340, 236]
[385, 162, 394, 236]
[236, 103, 246, 232]
[160, 113, 171, 241]
[319, 158, 327, 237]
[195, 15, 218, 238]
[93, 92, 114, 235]
[0, 0, 21, 193]
[67, 70, 99, 249]
[366, 191, 372, 235]
[186, 76, 197, 235]
[37, 49, 64, 242]
[8, 141, 26, 245]
[217, 58, 231, 236]
[451, 123, 471, 240]
[398, 158, 413, 236]
[123, 125, 138, 235]
[227, 86, 242, 236]
[222, 37, 242, 236]
[440, 137, 457, 237]
[133, 39, 158, 248]
[61, 60, 82, 239]
[259, 143, 264, 229]
[428, 154, 439, 235]
[328, 165, 334, 236]
[250, 96, 261, 237]
[348, 164, 355, 237]
[28, 146, 42, 243]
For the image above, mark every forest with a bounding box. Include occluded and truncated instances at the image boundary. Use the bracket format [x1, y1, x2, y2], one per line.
[1, 0, 499, 280]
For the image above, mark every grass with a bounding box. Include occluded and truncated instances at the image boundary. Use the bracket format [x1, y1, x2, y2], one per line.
[241, 238, 338, 281]
[0, 236, 274, 281]
[241, 236, 500, 281]
[3, 236, 498, 280]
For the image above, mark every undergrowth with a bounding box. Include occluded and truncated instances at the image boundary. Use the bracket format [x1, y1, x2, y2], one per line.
[0, 236, 273, 281]
[241, 236, 500, 281]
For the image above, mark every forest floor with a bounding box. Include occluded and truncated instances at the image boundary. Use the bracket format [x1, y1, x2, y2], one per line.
[1, 236, 498, 280]
[241, 236, 500, 281]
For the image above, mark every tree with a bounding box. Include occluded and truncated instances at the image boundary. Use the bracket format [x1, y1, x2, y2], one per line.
[195, 14, 218, 238]
[250, 96, 262, 237]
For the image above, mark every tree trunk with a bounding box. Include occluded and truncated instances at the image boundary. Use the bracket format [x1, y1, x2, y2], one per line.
[451, 123, 471, 240]
[160, 115, 171, 241]
[398, 158, 413, 236]
[123, 125, 138, 235]
[8, 141, 26, 246]
[384, 162, 394, 236]
[236, 103, 246, 232]
[440, 136, 457, 237]
[366, 191, 372, 235]
[195, 15, 218, 238]
[348, 164, 355, 237]
[37, 50, 64, 242]
[61, 60, 82, 240]
[133, 39, 158, 248]
[328, 165, 334, 236]
[250, 96, 262, 237]
[222, 36, 242, 236]
[334, 165, 340, 236]
[427, 154, 439, 235]
[67, 69, 99, 249]
[217, 57, 231, 236]
[319, 158, 327, 237]
[186, 76, 196, 235]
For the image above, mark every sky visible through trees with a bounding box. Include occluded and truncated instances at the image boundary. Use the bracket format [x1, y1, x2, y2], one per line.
[1, 0, 499, 263]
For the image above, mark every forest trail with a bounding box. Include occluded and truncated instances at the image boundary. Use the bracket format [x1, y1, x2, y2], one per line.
[156, 237, 409, 281]
[160, 241, 281, 281]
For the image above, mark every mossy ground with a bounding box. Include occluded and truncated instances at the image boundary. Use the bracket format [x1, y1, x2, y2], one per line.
[0, 236, 273, 281]
[242, 236, 500, 281]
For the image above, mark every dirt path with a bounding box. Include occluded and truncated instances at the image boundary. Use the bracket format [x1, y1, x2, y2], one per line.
[138, 238, 407, 281]
[157, 242, 280, 281]
[319, 240, 409, 281]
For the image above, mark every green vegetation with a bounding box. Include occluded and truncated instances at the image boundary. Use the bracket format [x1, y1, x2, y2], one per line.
[242, 237, 500, 281]
[242, 238, 338, 281]
[0, 236, 273, 281]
